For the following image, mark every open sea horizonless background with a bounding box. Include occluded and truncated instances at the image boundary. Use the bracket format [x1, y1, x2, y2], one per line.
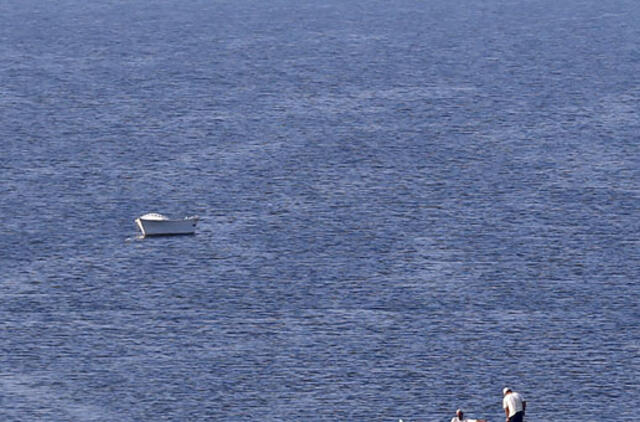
[1, 0, 639, 420]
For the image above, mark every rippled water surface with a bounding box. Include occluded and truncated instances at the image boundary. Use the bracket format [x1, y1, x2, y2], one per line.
[1, 0, 639, 420]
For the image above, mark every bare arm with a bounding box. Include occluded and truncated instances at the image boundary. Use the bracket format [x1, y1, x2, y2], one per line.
[523, 401, 526, 413]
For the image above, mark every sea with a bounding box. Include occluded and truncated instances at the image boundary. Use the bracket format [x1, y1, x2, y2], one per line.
[1, 0, 639, 420]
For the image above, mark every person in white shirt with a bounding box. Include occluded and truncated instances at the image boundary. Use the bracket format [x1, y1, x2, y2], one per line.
[451, 408, 486, 422]
[502, 387, 526, 422]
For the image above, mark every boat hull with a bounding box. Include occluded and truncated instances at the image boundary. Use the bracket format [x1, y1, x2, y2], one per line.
[135, 217, 198, 237]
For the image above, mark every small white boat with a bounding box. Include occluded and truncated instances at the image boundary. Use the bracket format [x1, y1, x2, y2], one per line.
[135, 213, 199, 237]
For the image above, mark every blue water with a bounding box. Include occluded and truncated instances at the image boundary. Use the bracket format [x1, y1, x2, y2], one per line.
[1, 0, 639, 420]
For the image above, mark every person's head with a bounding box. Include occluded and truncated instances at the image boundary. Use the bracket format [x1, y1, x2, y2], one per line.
[503, 387, 512, 396]
[456, 409, 463, 418]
